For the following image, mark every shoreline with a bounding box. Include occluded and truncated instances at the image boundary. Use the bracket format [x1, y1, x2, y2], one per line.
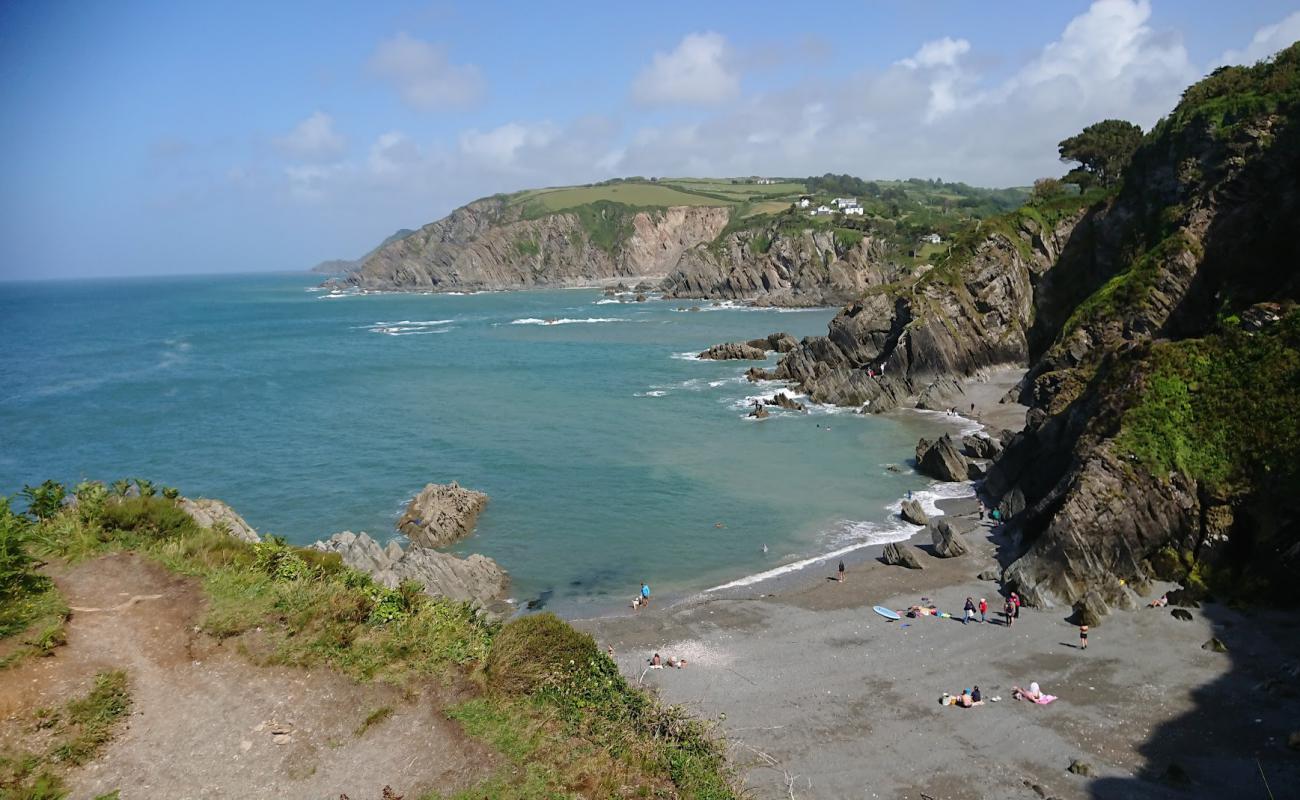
[562, 366, 1023, 621]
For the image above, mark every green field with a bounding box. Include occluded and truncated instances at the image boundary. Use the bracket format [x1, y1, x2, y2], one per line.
[512, 183, 735, 212]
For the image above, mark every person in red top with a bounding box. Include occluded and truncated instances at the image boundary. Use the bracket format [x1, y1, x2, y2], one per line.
[978, 597, 988, 623]
[1011, 592, 1022, 619]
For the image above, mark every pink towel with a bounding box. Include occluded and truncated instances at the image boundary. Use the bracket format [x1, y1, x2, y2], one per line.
[1034, 694, 1057, 705]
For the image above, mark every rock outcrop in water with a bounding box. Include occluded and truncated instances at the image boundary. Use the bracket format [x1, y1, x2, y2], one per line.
[311, 530, 507, 606]
[397, 482, 489, 549]
[698, 342, 768, 361]
[915, 435, 969, 482]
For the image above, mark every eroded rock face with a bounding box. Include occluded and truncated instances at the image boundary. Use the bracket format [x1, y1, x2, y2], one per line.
[900, 499, 929, 526]
[397, 482, 489, 549]
[882, 542, 924, 569]
[915, 435, 969, 482]
[698, 342, 768, 361]
[179, 498, 259, 543]
[311, 531, 508, 606]
[351, 200, 732, 292]
[962, 434, 1002, 459]
[929, 520, 969, 558]
[661, 226, 894, 307]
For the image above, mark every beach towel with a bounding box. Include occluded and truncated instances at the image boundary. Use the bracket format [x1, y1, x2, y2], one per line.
[1033, 694, 1057, 705]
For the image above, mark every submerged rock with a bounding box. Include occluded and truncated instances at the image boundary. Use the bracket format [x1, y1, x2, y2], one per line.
[179, 497, 259, 543]
[397, 482, 489, 549]
[900, 499, 928, 526]
[915, 434, 969, 482]
[699, 342, 768, 360]
[929, 520, 969, 558]
[882, 542, 924, 569]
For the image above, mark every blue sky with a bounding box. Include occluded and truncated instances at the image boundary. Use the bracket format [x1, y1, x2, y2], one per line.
[1, 0, 1297, 279]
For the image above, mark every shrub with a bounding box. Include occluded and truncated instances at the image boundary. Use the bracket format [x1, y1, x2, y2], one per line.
[73, 481, 109, 524]
[21, 481, 66, 522]
[252, 536, 312, 581]
[99, 496, 200, 541]
[482, 613, 601, 696]
[0, 497, 37, 601]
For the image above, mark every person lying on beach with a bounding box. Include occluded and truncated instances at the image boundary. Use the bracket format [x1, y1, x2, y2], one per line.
[667, 656, 688, 669]
[1148, 594, 1169, 607]
[650, 653, 663, 669]
[1013, 682, 1042, 701]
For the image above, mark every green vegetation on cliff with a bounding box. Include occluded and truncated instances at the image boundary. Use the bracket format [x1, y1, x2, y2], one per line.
[1, 488, 736, 799]
[1113, 311, 1300, 494]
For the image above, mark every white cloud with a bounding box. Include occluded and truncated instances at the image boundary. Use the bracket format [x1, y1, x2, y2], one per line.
[1220, 11, 1300, 67]
[632, 32, 739, 106]
[458, 122, 559, 170]
[898, 36, 970, 69]
[274, 112, 347, 162]
[369, 32, 485, 109]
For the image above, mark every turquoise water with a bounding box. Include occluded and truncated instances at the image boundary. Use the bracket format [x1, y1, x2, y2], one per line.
[0, 273, 969, 613]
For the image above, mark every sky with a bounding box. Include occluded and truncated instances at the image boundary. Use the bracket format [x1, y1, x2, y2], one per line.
[1, 0, 1298, 279]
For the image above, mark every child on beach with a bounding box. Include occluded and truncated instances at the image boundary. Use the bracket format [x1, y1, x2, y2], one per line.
[640, 582, 651, 607]
[1079, 624, 1089, 650]
[1004, 597, 1015, 627]
[978, 598, 988, 623]
[838, 560, 845, 582]
[963, 597, 976, 625]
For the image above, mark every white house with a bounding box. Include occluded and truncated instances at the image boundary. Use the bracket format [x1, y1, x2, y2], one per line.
[834, 197, 858, 209]
[921, 233, 942, 244]
[844, 205, 864, 215]
[814, 205, 833, 215]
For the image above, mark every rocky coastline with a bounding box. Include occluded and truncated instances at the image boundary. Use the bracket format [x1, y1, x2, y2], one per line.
[178, 482, 509, 610]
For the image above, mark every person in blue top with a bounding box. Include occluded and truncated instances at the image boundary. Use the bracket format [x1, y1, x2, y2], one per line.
[640, 582, 650, 607]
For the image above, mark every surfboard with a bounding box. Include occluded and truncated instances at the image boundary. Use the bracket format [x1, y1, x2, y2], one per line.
[873, 605, 901, 620]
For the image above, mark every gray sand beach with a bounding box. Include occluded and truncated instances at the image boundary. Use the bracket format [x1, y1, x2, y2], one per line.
[578, 369, 1300, 799]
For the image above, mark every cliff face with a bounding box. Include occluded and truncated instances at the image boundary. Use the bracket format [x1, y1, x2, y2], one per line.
[777, 47, 1300, 614]
[349, 199, 731, 291]
[660, 225, 895, 307]
[768, 206, 1085, 408]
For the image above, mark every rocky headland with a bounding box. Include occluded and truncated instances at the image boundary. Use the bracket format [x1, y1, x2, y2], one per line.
[745, 48, 1300, 619]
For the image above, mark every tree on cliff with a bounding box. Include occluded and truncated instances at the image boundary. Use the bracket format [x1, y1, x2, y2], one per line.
[1058, 119, 1143, 189]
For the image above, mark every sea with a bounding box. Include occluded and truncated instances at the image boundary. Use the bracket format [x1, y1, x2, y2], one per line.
[0, 273, 977, 615]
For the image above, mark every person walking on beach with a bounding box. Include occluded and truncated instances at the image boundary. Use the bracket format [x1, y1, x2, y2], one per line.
[837, 560, 845, 583]
[1004, 597, 1015, 628]
[640, 582, 651, 607]
[1011, 592, 1021, 620]
[1079, 624, 1089, 650]
[978, 597, 988, 623]
[963, 597, 976, 625]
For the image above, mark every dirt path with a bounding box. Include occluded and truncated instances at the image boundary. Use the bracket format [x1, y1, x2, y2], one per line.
[0, 553, 496, 799]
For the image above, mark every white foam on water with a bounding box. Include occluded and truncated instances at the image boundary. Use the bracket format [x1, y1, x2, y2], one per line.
[634, 390, 668, 397]
[910, 408, 986, 436]
[671, 351, 705, 361]
[508, 317, 627, 326]
[373, 319, 455, 326]
[593, 298, 621, 305]
[706, 480, 976, 593]
[728, 384, 806, 410]
[884, 480, 976, 518]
